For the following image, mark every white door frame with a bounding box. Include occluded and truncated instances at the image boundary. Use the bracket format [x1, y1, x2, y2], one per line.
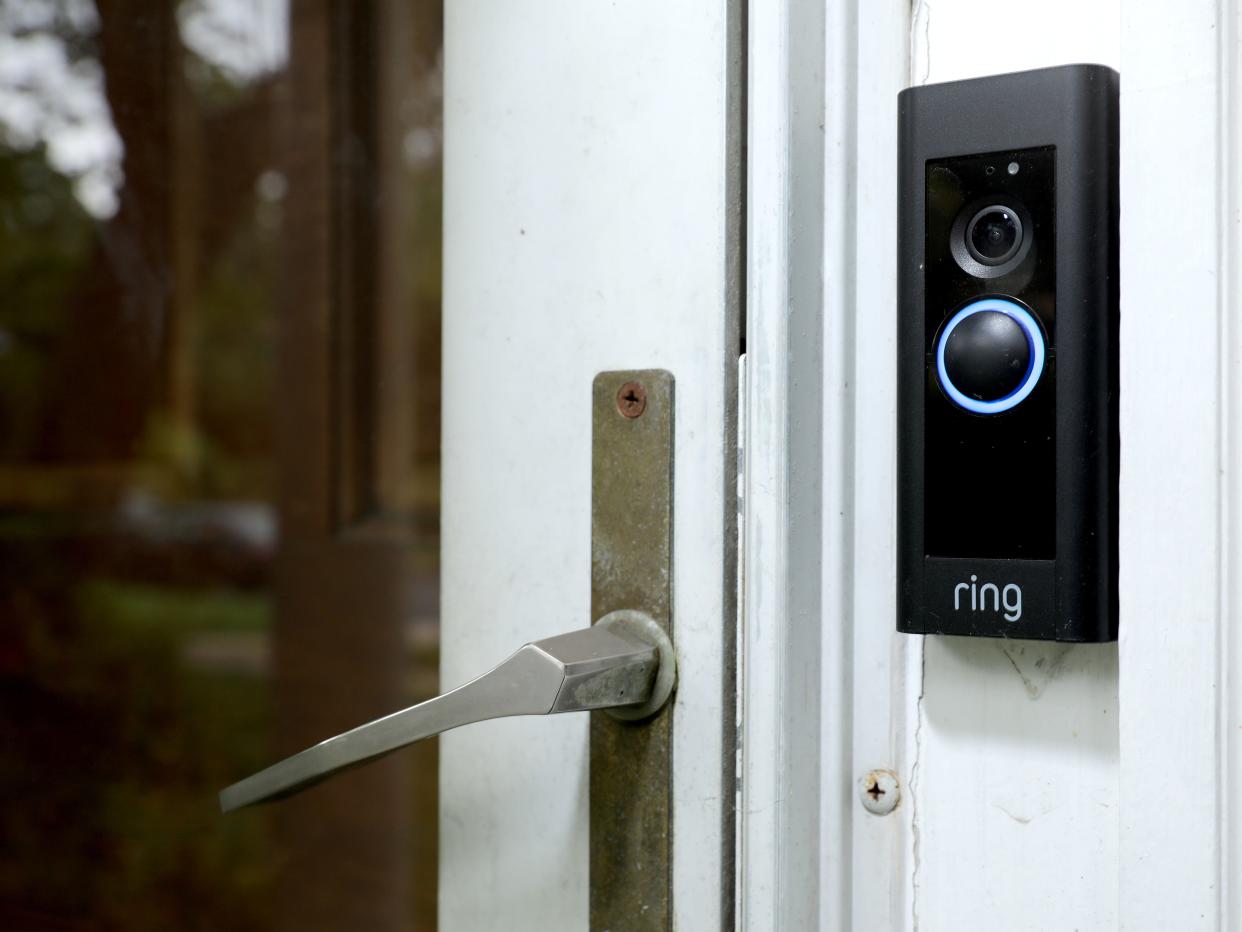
[1118, 0, 1242, 927]
[740, 0, 915, 927]
[740, 0, 1242, 929]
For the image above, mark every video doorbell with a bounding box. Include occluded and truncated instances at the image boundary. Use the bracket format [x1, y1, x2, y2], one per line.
[897, 65, 1119, 641]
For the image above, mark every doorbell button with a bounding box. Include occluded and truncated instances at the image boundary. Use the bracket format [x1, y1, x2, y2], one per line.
[942, 310, 1030, 398]
[935, 297, 1045, 415]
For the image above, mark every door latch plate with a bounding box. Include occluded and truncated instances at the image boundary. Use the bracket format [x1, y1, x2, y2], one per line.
[590, 369, 674, 931]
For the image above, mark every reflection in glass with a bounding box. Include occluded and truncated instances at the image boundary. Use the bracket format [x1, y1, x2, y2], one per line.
[0, 0, 123, 216]
[0, 2, 443, 929]
[178, 0, 289, 85]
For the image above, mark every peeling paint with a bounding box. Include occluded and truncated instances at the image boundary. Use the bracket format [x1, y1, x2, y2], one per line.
[1000, 642, 1072, 699]
[910, 0, 932, 85]
[994, 801, 1058, 826]
[995, 804, 1034, 825]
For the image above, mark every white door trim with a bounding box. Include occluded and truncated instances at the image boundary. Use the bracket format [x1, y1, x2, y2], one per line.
[738, 0, 826, 925]
[739, 1, 914, 929]
[1118, 0, 1242, 926]
[745, 0, 1242, 928]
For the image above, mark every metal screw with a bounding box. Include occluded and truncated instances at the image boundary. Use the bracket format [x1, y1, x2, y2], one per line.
[859, 769, 900, 816]
[616, 381, 647, 419]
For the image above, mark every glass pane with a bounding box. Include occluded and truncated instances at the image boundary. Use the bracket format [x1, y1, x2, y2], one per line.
[0, 1, 442, 928]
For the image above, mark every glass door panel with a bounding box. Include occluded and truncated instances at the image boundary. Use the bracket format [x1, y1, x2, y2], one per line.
[0, 2, 442, 928]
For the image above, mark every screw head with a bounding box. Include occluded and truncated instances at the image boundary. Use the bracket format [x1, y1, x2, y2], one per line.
[616, 381, 647, 419]
[859, 769, 900, 816]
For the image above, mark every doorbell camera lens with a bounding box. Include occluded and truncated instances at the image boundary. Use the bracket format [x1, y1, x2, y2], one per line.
[949, 197, 1034, 279]
[966, 206, 1022, 264]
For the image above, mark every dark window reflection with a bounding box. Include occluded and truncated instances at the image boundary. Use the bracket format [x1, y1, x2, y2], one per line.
[0, 1, 442, 929]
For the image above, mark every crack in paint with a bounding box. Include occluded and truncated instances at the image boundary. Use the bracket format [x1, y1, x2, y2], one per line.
[910, 642, 926, 931]
[910, 0, 932, 85]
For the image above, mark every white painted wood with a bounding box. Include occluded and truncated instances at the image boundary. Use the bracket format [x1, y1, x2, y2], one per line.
[1227, 6, 1242, 926]
[743, 0, 1169, 928]
[1118, 0, 1241, 928]
[737, 0, 795, 911]
[738, 0, 825, 926]
[439, 2, 738, 929]
[910, 0, 1120, 86]
[741, 1, 917, 928]
[818, 0, 869, 928]
[900, 6, 1123, 932]
[438, 0, 1242, 928]
[766, 0, 1241, 928]
[840, 3, 921, 932]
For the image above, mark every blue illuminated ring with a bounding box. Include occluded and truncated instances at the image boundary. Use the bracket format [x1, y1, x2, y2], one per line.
[935, 297, 1046, 415]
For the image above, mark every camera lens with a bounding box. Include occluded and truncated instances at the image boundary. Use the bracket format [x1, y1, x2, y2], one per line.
[966, 206, 1023, 265]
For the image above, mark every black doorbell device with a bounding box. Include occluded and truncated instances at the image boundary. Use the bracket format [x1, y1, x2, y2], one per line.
[897, 64, 1119, 642]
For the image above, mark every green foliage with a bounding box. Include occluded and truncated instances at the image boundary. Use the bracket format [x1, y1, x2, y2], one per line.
[190, 203, 278, 500]
[0, 147, 95, 461]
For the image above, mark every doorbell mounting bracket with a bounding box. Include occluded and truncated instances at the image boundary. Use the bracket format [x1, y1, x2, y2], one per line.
[897, 64, 1119, 642]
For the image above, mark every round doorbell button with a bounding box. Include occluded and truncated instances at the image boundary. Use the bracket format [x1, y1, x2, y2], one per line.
[935, 297, 1045, 415]
[944, 311, 1030, 397]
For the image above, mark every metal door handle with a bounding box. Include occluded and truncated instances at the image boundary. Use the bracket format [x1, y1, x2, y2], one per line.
[219, 610, 675, 813]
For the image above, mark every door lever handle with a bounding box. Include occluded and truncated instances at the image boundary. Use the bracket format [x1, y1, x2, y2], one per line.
[219, 610, 675, 813]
